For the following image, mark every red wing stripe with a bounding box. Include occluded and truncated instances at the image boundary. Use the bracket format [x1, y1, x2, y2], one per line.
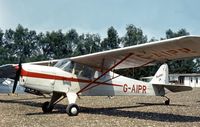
[21, 69, 123, 87]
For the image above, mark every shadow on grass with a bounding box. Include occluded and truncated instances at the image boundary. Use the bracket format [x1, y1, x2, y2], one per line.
[80, 105, 200, 122]
[0, 98, 199, 122]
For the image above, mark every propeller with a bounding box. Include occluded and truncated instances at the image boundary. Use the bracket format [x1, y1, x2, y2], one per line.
[12, 59, 22, 93]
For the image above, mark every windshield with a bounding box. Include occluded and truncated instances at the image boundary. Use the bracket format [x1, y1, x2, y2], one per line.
[54, 59, 74, 73]
[54, 59, 70, 68]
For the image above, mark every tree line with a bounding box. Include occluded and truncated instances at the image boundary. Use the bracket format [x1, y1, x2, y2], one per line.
[0, 24, 199, 79]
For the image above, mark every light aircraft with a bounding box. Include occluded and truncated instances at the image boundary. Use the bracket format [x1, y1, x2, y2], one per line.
[1, 35, 200, 116]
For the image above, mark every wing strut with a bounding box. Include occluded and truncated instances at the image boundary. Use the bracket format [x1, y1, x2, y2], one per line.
[77, 53, 133, 94]
[80, 59, 155, 92]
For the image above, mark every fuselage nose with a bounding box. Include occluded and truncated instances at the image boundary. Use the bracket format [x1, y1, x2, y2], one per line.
[19, 64, 66, 93]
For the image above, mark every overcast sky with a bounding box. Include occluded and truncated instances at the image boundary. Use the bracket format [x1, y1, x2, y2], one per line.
[0, 0, 200, 39]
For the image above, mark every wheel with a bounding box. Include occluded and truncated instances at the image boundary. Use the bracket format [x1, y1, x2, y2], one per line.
[66, 103, 79, 116]
[42, 101, 54, 113]
[165, 100, 170, 105]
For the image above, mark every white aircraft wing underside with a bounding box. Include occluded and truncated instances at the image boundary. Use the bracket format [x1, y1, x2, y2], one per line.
[70, 35, 200, 70]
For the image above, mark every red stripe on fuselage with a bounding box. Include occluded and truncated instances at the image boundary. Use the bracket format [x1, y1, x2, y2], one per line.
[21, 69, 123, 87]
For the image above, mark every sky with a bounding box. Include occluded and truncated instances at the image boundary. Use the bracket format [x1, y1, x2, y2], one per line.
[0, 0, 200, 39]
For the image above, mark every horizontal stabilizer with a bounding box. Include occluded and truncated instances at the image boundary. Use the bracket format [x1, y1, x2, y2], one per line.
[153, 84, 192, 92]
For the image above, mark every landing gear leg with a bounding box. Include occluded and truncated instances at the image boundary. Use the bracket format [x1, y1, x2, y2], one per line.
[163, 96, 170, 105]
[66, 92, 79, 116]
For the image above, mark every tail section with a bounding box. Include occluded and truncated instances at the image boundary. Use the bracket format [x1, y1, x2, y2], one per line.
[150, 64, 169, 84]
[151, 64, 192, 94]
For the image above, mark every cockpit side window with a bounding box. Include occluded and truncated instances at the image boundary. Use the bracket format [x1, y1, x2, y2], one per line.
[56, 59, 95, 78]
[74, 63, 95, 79]
[74, 63, 84, 76]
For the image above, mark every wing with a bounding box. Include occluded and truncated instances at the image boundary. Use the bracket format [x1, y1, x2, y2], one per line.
[0, 64, 16, 79]
[24, 59, 59, 66]
[70, 35, 200, 70]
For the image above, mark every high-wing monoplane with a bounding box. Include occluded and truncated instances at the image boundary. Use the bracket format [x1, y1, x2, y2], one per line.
[1, 35, 200, 116]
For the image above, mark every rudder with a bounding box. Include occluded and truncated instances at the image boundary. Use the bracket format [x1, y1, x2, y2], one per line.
[150, 64, 169, 84]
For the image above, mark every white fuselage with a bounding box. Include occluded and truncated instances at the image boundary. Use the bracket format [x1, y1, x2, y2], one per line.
[19, 64, 158, 96]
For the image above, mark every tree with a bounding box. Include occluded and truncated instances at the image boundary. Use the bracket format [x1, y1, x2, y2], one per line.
[166, 29, 189, 39]
[3, 28, 16, 64]
[65, 29, 79, 57]
[46, 30, 65, 59]
[83, 34, 101, 53]
[74, 33, 101, 56]
[1, 25, 39, 63]
[0, 29, 3, 45]
[38, 32, 54, 60]
[12, 25, 39, 62]
[101, 26, 120, 50]
[0, 29, 9, 65]
[122, 24, 147, 47]
[38, 29, 78, 60]
[149, 37, 158, 42]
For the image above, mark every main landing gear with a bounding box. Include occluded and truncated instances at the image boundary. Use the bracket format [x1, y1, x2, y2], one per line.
[66, 103, 79, 116]
[42, 102, 80, 116]
[42, 92, 79, 116]
[42, 101, 54, 113]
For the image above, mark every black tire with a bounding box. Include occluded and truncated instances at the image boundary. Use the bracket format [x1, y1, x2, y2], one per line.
[66, 103, 79, 116]
[165, 100, 170, 105]
[42, 101, 53, 113]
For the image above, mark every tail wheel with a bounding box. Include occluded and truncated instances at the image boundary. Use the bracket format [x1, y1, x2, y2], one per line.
[42, 101, 54, 113]
[66, 103, 79, 116]
[163, 96, 170, 105]
[165, 100, 170, 105]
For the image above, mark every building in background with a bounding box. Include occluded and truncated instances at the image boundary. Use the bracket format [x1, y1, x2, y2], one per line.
[169, 74, 200, 87]
[140, 74, 200, 87]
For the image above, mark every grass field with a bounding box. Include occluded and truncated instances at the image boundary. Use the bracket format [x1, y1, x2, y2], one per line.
[0, 88, 200, 127]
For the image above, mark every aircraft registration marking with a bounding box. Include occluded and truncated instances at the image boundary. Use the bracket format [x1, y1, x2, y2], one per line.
[133, 48, 197, 60]
[123, 84, 147, 93]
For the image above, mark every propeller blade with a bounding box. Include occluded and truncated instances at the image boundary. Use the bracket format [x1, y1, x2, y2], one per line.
[12, 60, 22, 93]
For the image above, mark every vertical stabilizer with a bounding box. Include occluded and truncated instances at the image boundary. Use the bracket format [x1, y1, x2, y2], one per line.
[150, 64, 169, 84]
